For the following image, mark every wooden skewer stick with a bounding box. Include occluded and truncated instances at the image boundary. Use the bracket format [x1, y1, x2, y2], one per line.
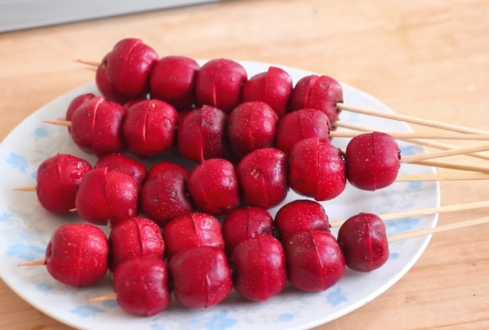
[89, 292, 117, 302]
[330, 131, 489, 141]
[395, 173, 489, 182]
[44, 120, 71, 127]
[329, 200, 489, 227]
[18, 259, 45, 267]
[410, 160, 489, 174]
[334, 121, 489, 161]
[74, 59, 100, 67]
[401, 144, 489, 163]
[337, 103, 489, 135]
[13, 187, 36, 192]
[388, 215, 489, 242]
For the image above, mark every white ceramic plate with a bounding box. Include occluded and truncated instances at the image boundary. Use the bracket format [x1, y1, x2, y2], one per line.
[0, 60, 439, 330]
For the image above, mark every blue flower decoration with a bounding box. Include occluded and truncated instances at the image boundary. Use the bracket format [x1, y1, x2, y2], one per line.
[187, 318, 200, 325]
[6, 153, 28, 173]
[70, 306, 105, 318]
[0, 213, 11, 223]
[31, 170, 37, 179]
[36, 283, 53, 292]
[6, 242, 45, 261]
[35, 127, 49, 138]
[390, 252, 400, 260]
[278, 313, 295, 322]
[408, 181, 423, 190]
[205, 310, 238, 330]
[101, 300, 118, 308]
[400, 146, 417, 156]
[327, 287, 348, 307]
[150, 324, 165, 330]
[385, 217, 420, 232]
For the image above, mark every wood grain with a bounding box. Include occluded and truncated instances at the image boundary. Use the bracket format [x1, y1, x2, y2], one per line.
[1, 0, 489, 329]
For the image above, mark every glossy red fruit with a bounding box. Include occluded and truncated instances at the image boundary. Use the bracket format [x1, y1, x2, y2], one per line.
[289, 137, 346, 201]
[237, 148, 288, 209]
[65, 93, 95, 134]
[36, 154, 92, 214]
[275, 200, 330, 241]
[346, 132, 400, 191]
[188, 159, 240, 215]
[232, 235, 286, 301]
[290, 75, 343, 123]
[109, 217, 164, 271]
[75, 168, 138, 227]
[196, 58, 247, 113]
[95, 154, 147, 188]
[228, 101, 278, 157]
[123, 98, 146, 113]
[114, 258, 170, 316]
[71, 96, 126, 157]
[123, 100, 178, 158]
[276, 108, 331, 155]
[105, 38, 158, 98]
[177, 105, 229, 163]
[150, 56, 200, 109]
[337, 213, 389, 272]
[147, 161, 189, 180]
[170, 247, 232, 308]
[141, 168, 194, 227]
[45, 223, 108, 287]
[95, 53, 129, 103]
[242, 67, 292, 118]
[284, 231, 345, 292]
[163, 213, 224, 260]
[222, 207, 273, 256]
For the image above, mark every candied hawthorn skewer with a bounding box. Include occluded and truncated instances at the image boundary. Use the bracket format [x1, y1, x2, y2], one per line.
[177, 105, 230, 163]
[275, 200, 330, 241]
[163, 213, 224, 260]
[123, 99, 178, 158]
[150, 55, 200, 110]
[18, 223, 109, 287]
[95, 154, 147, 188]
[196, 58, 248, 113]
[75, 167, 139, 227]
[228, 101, 279, 157]
[13, 154, 92, 214]
[222, 207, 274, 256]
[232, 235, 287, 302]
[236, 148, 288, 209]
[141, 163, 194, 226]
[65, 93, 95, 134]
[335, 121, 489, 162]
[90, 257, 171, 317]
[187, 158, 240, 215]
[338, 212, 489, 272]
[243, 66, 293, 118]
[108, 217, 165, 271]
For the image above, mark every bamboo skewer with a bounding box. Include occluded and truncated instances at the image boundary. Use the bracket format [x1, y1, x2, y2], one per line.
[401, 145, 489, 163]
[89, 293, 117, 302]
[334, 122, 489, 162]
[410, 160, 489, 174]
[331, 131, 489, 141]
[329, 200, 489, 227]
[388, 215, 489, 242]
[44, 119, 489, 141]
[18, 259, 45, 267]
[337, 103, 489, 135]
[395, 173, 489, 182]
[74, 59, 100, 67]
[13, 187, 36, 192]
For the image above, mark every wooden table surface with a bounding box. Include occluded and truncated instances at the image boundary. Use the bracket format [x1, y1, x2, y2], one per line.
[1, 0, 489, 329]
